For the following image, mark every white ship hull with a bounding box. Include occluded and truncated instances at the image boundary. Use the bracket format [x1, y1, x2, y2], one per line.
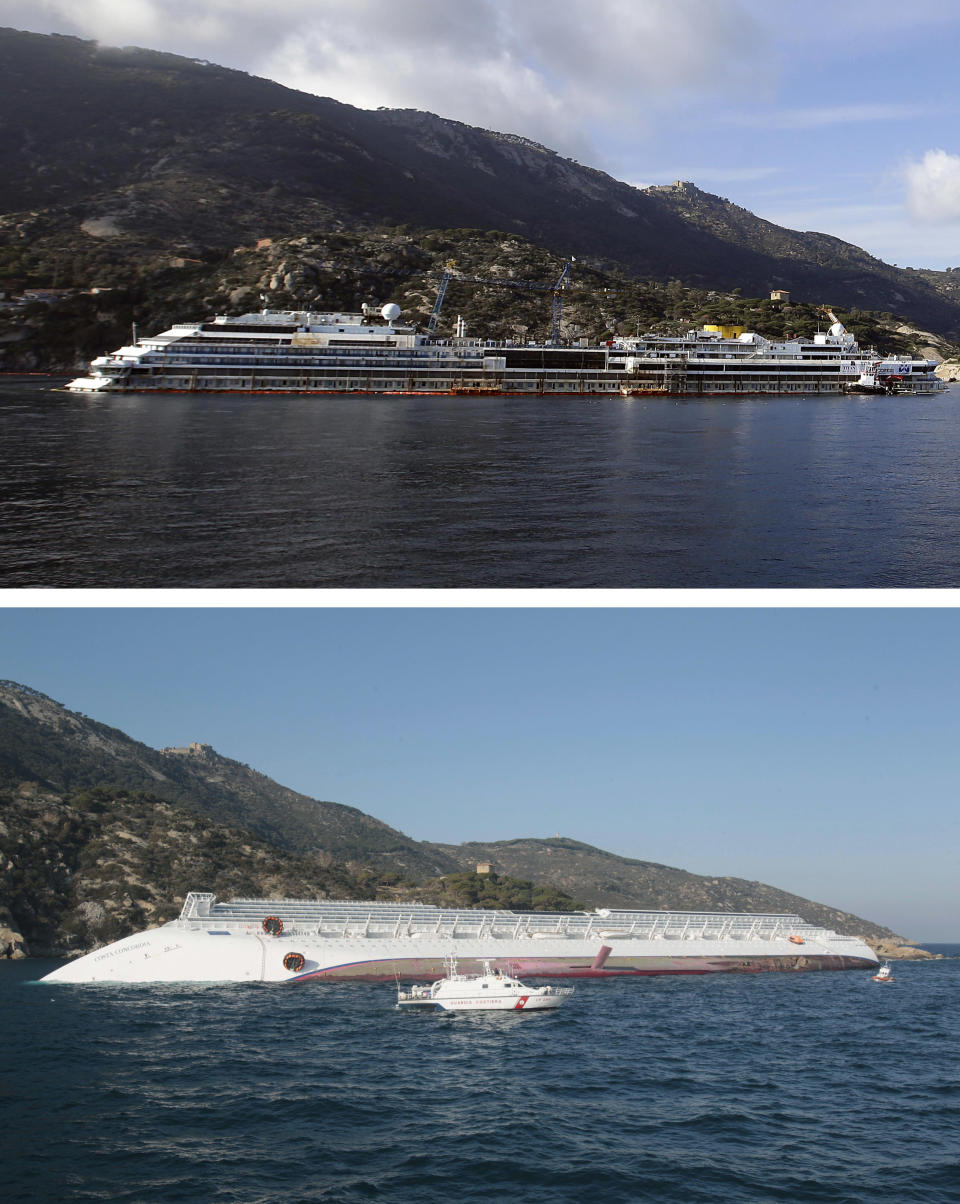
[41, 894, 879, 985]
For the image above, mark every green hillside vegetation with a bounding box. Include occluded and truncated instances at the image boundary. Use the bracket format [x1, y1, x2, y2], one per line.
[0, 783, 582, 956]
[1, 783, 363, 954]
[0, 681, 456, 877]
[430, 837, 905, 945]
[0, 226, 931, 371]
[411, 871, 583, 913]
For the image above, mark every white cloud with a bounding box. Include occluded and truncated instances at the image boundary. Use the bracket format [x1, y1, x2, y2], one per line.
[904, 149, 960, 223]
[2, 0, 167, 45]
[260, 7, 579, 156]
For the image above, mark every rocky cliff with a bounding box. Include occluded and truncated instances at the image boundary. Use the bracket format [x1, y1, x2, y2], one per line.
[0, 781, 369, 956]
[0, 680, 456, 877]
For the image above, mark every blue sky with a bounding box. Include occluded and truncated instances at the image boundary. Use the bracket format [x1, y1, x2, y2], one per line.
[5, 0, 960, 269]
[2, 606, 957, 940]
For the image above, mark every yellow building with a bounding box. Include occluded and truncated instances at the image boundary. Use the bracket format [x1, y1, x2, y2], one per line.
[703, 324, 746, 339]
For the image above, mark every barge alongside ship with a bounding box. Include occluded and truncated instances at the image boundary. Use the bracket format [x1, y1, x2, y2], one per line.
[66, 305, 945, 397]
[41, 893, 879, 984]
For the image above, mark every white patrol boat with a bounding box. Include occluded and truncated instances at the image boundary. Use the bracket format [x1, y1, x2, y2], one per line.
[397, 957, 573, 1012]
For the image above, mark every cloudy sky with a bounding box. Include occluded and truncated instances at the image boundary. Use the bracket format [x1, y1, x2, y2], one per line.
[5, 0, 960, 268]
[4, 606, 959, 940]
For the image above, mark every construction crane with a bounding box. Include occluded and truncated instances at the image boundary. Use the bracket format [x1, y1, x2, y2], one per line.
[550, 260, 573, 344]
[426, 258, 576, 342]
[426, 261, 457, 334]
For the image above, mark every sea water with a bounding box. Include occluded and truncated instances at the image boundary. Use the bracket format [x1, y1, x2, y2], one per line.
[5, 954, 959, 1202]
[3, 379, 960, 588]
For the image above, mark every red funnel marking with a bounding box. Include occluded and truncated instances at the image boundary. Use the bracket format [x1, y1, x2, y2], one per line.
[591, 945, 613, 971]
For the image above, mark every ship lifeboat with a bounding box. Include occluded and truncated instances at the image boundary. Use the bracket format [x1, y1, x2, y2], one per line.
[789, 935, 805, 945]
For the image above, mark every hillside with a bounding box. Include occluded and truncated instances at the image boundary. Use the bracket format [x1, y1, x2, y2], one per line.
[3, 26, 960, 342]
[0, 782, 585, 957]
[0, 680, 910, 955]
[0, 680, 456, 878]
[0, 226, 939, 372]
[429, 837, 901, 944]
[0, 781, 366, 957]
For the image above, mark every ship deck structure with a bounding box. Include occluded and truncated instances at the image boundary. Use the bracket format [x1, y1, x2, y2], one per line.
[41, 894, 881, 984]
[66, 306, 945, 397]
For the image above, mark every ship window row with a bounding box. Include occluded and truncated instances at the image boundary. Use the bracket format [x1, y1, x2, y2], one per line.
[134, 369, 629, 382]
[176, 336, 291, 346]
[159, 350, 490, 365]
[157, 356, 489, 370]
[626, 355, 847, 364]
[131, 366, 845, 385]
[170, 342, 619, 364]
[126, 376, 848, 394]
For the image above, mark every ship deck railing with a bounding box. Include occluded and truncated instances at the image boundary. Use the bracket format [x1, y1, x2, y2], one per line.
[176, 892, 849, 943]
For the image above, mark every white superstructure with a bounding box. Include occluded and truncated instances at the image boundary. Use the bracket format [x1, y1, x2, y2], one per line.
[41, 893, 879, 984]
[64, 307, 945, 397]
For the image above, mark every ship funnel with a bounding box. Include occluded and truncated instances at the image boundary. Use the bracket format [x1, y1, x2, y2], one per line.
[591, 945, 612, 971]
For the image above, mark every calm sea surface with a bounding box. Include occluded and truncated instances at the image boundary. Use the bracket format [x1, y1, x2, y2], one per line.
[3, 378, 960, 588]
[5, 953, 960, 1203]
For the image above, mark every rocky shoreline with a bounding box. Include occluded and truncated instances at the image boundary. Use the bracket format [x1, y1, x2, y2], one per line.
[871, 940, 944, 961]
[0, 905, 27, 959]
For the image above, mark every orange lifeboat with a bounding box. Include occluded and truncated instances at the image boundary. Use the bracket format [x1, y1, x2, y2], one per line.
[789, 935, 804, 945]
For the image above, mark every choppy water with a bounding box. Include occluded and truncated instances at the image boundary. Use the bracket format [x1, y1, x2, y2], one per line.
[3, 378, 960, 587]
[6, 954, 960, 1202]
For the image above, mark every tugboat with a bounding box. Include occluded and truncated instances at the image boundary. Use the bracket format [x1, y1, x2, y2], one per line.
[396, 957, 574, 1012]
[872, 962, 894, 983]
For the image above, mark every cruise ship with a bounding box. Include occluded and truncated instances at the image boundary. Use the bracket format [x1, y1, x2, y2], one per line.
[65, 305, 945, 397]
[41, 893, 879, 984]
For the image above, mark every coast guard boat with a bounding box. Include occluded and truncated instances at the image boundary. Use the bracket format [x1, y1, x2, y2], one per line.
[41, 893, 880, 985]
[396, 956, 574, 1012]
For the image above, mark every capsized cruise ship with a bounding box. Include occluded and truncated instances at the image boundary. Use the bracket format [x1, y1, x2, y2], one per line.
[41, 893, 879, 984]
[65, 305, 945, 397]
